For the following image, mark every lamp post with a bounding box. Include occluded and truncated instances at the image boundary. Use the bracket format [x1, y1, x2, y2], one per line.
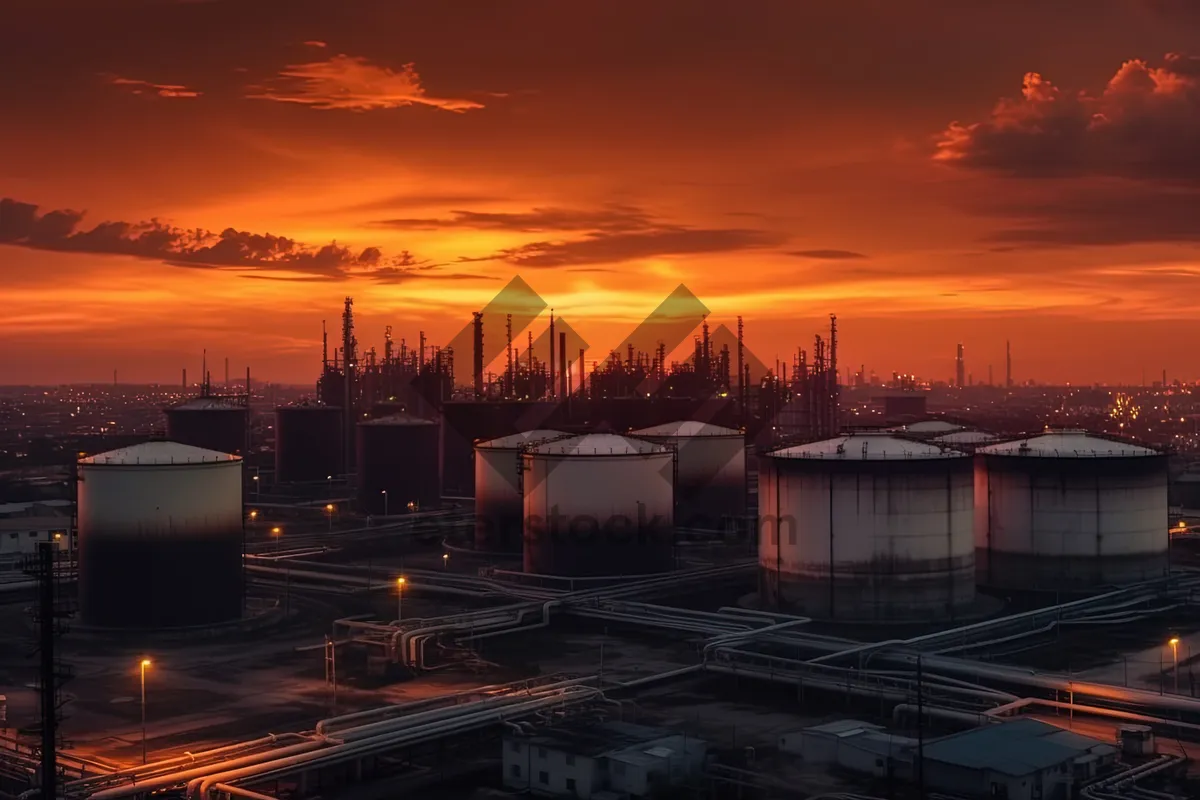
[139, 659, 151, 764]
[325, 504, 335, 532]
[327, 475, 333, 499]
[381, 490, 388, 517]
[252, 473, 260, 500]
[272, 526, 281, 556]
[396, 577, 406, 622]
[443, 553, 449, 570]
[1171, 637, 1180, 693]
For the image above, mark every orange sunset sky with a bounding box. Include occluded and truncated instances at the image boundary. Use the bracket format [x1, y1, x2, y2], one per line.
[4, 0, 1200, 386]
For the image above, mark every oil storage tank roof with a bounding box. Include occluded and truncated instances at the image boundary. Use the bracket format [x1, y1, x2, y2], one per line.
[899, 419, 964, 434]
[769, 432, 965, 461]
[80, 441, 240, 465]
[933, 430, 998, 445]
[360, 414, 438, 426]
[978, 430, 1157, 458]
[632, 420, 742, 437]
[529, 433, 669, 457]
[476, 430, 566, 449]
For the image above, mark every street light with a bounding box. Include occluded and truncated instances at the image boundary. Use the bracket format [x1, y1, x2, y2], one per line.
[396, 577, 406, 621]
[252, 473, 260, 500]
[327, 475, 333, 499]
[139, 659, 151, 764]
[271, 526, 281, 555]
[443, 553, 449, 570]
[1170, 637, 1180, 693]
[381, 490, 389, 517]
[325, 504, 335, 532]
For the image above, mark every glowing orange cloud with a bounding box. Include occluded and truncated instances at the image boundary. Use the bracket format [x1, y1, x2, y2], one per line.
[106, 76, 201, 98]
[248, 55, 483, 112]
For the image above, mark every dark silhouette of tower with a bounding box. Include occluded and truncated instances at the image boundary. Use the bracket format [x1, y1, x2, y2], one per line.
[1006, 340, 1012, 388]
[955, 343, 965, 389]
[472, 312, 484, 399]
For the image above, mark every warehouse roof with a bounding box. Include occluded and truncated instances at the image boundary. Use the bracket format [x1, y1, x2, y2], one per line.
[80, 441, 239, 465]
[922, 719, 1113, 777]
[512, 721, 677, 757]
[632, 420, 742, 438]
[769, 432, 964, 461]
[476, 430, 567, 449]
[530, 433, 669, 457]
[978, 430, 1157, 458]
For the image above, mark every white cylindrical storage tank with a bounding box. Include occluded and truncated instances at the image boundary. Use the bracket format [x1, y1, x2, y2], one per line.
[631, 421, 746, 530]
[975, 430, 1168, 591]
[522, 434, 675, 577]
[474, 430, 566, 552]
[77, 441, 244, 629]
[759, 431, 975, 621]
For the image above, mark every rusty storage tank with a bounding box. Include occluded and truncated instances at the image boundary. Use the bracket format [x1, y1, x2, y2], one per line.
[523, 434, 675, 577]
[474, 430, 567, 553]
[77, 442, 244, 628]
[357, 415, 441, 516]
[630, 420, 746, 529]
[275, 404, 344, 482]
[165, 397, 249, 456]
[975, 430, 1168, 591]
[759, 431, 974, 621]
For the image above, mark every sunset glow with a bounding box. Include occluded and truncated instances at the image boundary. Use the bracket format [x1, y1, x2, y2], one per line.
[4, 1, 1200, 385]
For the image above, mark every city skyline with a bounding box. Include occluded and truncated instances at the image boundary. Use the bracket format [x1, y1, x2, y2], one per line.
[5, 1, 1200, 384]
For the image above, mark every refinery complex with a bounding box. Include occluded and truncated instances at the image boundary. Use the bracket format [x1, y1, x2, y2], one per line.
[2, 299, 1200, 800]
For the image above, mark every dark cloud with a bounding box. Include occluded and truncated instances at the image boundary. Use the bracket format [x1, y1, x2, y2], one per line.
[492, 227, 784, 268]
[787, 249, 868, 260]
[373, 205, 653, 233]
[935, 53, 1200, 181]
[978, 181, 1200, 248]
[0, 197, 395, 276]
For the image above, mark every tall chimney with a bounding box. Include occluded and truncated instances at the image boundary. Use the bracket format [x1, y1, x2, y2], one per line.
[559, 331, 568, 399]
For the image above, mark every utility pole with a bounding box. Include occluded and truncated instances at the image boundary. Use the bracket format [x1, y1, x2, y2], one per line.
[916, 653, 925, 799]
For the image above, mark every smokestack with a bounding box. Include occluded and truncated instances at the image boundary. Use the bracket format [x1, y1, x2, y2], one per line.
[549, 310, 556, 400]
[578, 348, 585, 397]
[472, 312, 484, 399]
[559, 331, 568, 399]
[225, 357, 229, 390]
[1005, 340, 1012, 388]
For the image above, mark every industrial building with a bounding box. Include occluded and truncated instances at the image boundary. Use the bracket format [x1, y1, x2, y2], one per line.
[920, 719, 1117, 800]
[522, 433, 675, 577]
[782, 718, 1117, 800]
[759, 431, 975, 621]
[274, 403, 344, 483]
[356, 415, 441, 516]
[165, 396, 250, 456]
[630, 420, 746, 529]
[76, 441, 244, 628]
[501, 721, 707, 799]
[474, 430, 565, 552]
[974, 430, 1169, 591]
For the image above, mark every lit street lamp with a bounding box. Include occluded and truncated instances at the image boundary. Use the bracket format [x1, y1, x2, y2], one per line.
[272, 526, 282, 555]
[327, 475, 333, 499]
[139, 658, 151, 764]
[381, 490, 389, 517]
[325, 504, 335, 532]
[1171, 637, 1180, 693]
[252, 472, 260, 500]
[396, 577, 406, 621]
[443, 553, 449, 570]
